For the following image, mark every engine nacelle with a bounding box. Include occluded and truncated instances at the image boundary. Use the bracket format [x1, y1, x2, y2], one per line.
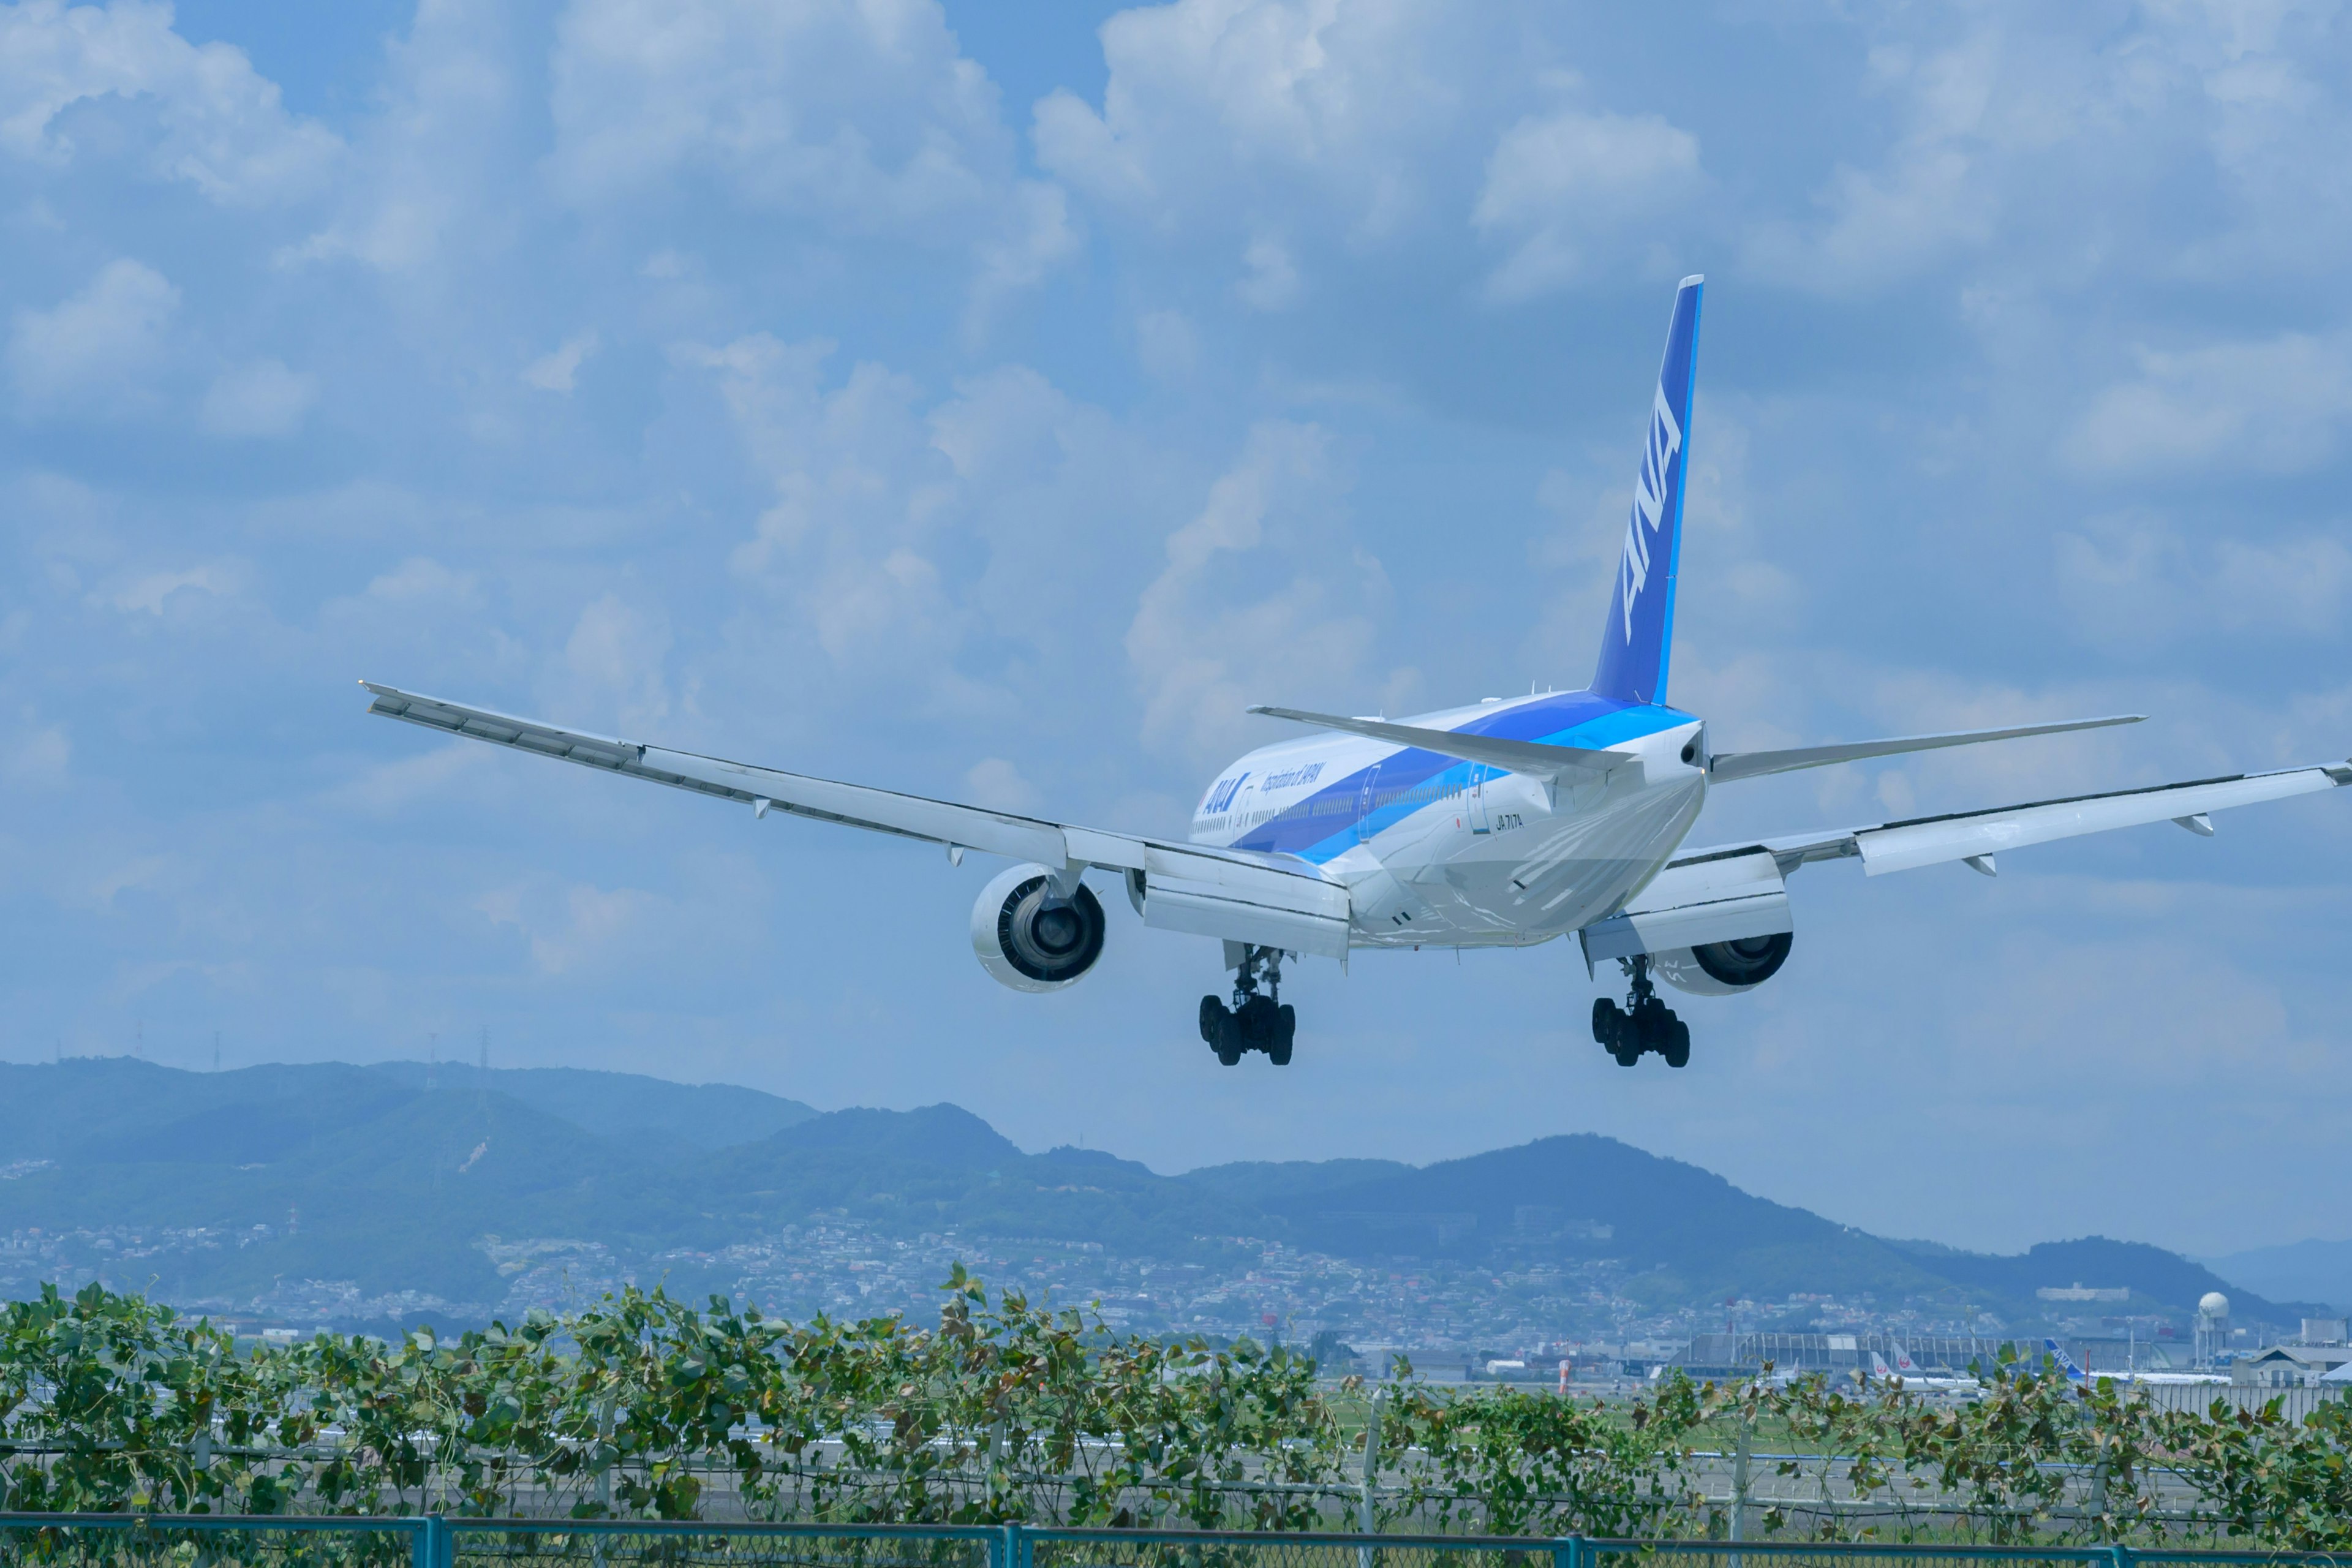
[971, 863, 1107, 992]
[1653, 931, 1793, 996]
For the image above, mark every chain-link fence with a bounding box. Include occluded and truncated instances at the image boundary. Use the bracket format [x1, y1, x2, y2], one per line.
[6, 1520, 2350, 1568]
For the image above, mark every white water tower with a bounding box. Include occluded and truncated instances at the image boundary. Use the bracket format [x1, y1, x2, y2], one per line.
[2195, 1292, 2230, 1369]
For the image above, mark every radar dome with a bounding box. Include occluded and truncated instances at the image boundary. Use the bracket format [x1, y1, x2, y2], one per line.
[2199, 1292, 2230, 1317]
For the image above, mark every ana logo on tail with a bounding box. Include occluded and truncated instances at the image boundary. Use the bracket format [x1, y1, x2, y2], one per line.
[2043, 1338, 2089, 1379]
[1617, 383, 1685, 641]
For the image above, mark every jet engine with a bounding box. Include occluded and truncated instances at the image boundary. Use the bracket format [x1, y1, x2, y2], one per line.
[1652, 931, 1793, 996]
[970, 862, 1107, 992]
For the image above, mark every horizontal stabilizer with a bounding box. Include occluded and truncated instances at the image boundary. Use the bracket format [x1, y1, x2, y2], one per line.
[1246, 706, 1627, 782]
[1708, 715, 2144, 784]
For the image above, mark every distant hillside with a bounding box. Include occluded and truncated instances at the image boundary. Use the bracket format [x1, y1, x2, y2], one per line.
[366, 1061, 818, 1152]
[0, 1058, 2322, 1330]
[2201, 1240, 2352, 1314]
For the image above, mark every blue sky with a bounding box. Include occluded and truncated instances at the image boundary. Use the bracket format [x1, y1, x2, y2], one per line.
[5, 0, 2350, 1258]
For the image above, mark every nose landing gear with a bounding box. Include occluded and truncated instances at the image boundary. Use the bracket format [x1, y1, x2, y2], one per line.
[1199, 944, 1296, 1066]
[1591, 954, 1690, 1068]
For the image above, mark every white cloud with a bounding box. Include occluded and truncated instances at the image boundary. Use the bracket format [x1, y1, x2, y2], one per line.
[1235, 237, 1299, 311]
[474, 878, 663, 975]
[555, 592, 673, 730]
[362, 557, 481, 608]
[0, 0, 339, 203]
[1033, 0, 1466, 239]
[199, 357, 316, 436]
[2062, 334, 2352, 475]
[9, 258, 178, 413]
[0, 718, 70, 790]
[98, 561, 239, 615]
[1472, 107, 1702, 302]
[546, 0, 1072, 303]
[281, 2, 523, 273]
[1134, 307, 1199, 379]
[962, 757, 1041, 813]
[1125, 420, 1393, 764]
[522, 331, 600, 393]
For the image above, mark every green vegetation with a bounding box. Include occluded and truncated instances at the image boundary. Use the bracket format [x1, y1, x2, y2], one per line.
[2, 1278, 2347, 1547]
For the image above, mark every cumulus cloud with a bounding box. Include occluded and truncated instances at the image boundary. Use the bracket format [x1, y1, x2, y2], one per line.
[0, 0, 339, 202]
[1033, 0, 1467, 241]
[199, 358, 316, 436]
[96, 560, 240, 615]
[554, 592, 673, 730]
[962, 756, 1041, 813]
[523, 331, 600, 393]
[1125, 421, 1395, 764]
[9, 258, 178, 413]
[1472, 107, 1702, 301]
[281, 3, 526, 273]
[546, 0, 1074, 304]
[2062, 334, 2352, 476]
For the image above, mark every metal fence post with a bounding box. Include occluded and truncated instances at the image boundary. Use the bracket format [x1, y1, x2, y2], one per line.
[1552, 1536, 1588, 1568]
[412, 1516, 451, 1568]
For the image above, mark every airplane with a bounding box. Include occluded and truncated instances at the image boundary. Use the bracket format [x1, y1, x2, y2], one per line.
[358, 275, 2352, 1070]
[2043, 1338, 2227, 1387]
[1877, 1343, 1982, 1392]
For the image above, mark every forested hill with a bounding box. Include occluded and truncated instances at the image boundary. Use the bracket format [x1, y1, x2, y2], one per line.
[0, 1058, 2318, 1329]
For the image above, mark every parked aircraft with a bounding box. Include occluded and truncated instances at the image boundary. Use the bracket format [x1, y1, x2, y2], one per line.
[2044, 1338, 2227, 1387]
[1876, 1344, 1983, 1393]
[361, 276, 2352, 1069]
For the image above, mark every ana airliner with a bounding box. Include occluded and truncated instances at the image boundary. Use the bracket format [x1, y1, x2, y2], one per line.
[361, 277, 2352, 1070]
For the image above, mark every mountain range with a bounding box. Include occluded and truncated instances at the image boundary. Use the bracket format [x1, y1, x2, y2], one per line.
[0, 1057, 2329, 1329]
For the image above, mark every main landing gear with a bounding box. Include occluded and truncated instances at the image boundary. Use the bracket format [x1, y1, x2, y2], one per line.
[1591, 954, 1690, 1069]
[1199, 944, 1297, 1067]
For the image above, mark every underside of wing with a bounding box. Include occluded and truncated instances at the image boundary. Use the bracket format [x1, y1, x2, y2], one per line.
[361, 682, 1351, 956]
[1707, 714, 2144, 784]
[1675, 760, 2352, 879]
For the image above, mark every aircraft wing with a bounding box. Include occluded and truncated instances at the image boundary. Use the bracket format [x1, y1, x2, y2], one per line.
[359, 682, 1352, 957]
[1675, 760, 2352, 879]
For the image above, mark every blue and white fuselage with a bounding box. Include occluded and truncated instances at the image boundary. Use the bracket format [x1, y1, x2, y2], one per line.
[1193, 693, 1705, 948]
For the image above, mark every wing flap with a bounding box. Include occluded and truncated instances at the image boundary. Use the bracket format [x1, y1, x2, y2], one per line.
[1140, 873, 1351, 957]
[1708, 715, 2143, 783]
[1579, 850, 1791, 967]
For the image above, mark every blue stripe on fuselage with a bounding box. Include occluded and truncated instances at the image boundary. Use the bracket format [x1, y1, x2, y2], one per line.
[1227, 692, 1692, 864]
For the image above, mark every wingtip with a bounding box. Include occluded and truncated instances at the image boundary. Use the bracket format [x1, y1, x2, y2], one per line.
[1245, 704, 1272, 715]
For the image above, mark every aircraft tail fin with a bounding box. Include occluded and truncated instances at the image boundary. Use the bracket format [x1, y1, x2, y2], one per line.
[1868, 1350, 1894, 1379]
[2044, 1338, 2089, 1380]
[1892, 1342, 1920, 1374]
[1592, 275, 1704, 707]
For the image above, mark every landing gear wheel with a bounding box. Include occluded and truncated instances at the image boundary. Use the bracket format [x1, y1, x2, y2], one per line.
[1591, 997, 1616, 1044]
[1200, 944, 1297, 1066]
[1662, 1019, 1691, 1069]
[1269, 1003, 1295, 1066]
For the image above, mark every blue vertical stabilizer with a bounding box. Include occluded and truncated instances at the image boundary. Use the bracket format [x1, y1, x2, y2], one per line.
[1591, 276, 1704, 707]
